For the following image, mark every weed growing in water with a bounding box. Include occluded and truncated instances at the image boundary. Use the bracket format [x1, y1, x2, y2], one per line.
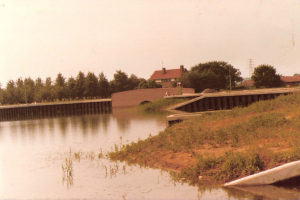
[62, 149, 74, 189]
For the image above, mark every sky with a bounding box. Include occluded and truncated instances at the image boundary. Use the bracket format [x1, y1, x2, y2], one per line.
[1, 0, 300, 87]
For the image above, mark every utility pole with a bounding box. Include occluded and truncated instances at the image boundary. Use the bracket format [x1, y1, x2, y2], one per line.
[249, 59, 254, 78]
[229, 67, 232, 91]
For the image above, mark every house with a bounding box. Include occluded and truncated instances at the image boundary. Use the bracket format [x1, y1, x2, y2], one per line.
[240, 76, 300, 87]
[149, 65, 186, 88]
[280, 76, 300, 87]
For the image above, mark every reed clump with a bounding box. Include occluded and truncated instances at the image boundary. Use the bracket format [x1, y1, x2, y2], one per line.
[109, 92, 300, 184]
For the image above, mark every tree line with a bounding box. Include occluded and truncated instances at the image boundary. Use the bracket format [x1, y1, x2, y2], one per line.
[0, 61, 289, 105]
[0, 70, 162, 105]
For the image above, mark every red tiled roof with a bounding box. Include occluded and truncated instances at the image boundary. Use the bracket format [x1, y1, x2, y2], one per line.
[280, 76, 300, 83]
[240, 80, 254, 86]
[240, 76, 300, 87]
[149, 68, 184, 80]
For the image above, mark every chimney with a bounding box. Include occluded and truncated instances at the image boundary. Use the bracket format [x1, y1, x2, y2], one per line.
[162, 68, 166, 74]
[180, 65, 184, 74]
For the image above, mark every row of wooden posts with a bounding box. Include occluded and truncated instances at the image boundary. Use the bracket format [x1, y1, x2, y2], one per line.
[174, 93, 289, 112]
[0, 101, 112, 122]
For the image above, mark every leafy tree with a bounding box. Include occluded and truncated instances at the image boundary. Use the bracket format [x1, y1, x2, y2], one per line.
[44, 77, 55, 102]
[128, 74, 142, 90]
[84, 72, 99, 99]
[66, 77, 77, 100]
[191, 61, 243, 90]
[178, 61, 243, 92]
[54, 73, 66, 101]
[98, 72, 110, 98]
[0, 86, 4, 104]
[15, 78, 25, 103]
[34, 78, 44, 102]
[24, 77, 35, 103]
[136, 79, 162, 89]
[75, 71, 85, 99]
[294, 73, 300, 76]
[5, 80, 15, 104]
[110, 70, 130, 93]
[251, 65, 284, 88]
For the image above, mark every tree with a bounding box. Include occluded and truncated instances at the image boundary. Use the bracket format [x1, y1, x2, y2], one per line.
[24, 77, 35, 103]
[43, 77, 55, 102]
[191, 61, 243, 91]
[5, 80, 15, 104]
[54, 73, 66, 101]
[98, 72, 110, 98]
[128, 74, 142, 90]
[110, 70, 130, 93]
[178, 61, 243, 93]
[75, 71, 85, 99]
[66, 77, 77, 100]
[34, 77, 44, 102]
[136, 79, 162, 89]
[15, 78, 25, 103]
[251, 65, 284, 88]
[83, 72, 99, 98]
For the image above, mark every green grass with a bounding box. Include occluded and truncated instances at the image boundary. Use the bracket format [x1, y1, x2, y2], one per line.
[109, 92, 300, 185]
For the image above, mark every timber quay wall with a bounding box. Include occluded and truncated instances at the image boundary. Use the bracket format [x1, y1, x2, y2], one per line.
[168, 88, 299, 113]
[0, 99, 112, 122]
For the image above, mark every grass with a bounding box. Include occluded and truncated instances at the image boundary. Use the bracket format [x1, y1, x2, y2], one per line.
[137, 98, 189, 112]
[109, 92, 300, 185]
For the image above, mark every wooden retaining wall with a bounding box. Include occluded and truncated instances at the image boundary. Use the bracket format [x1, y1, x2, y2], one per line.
[169, 90, 293, 113]
[0, 100, 112, 122]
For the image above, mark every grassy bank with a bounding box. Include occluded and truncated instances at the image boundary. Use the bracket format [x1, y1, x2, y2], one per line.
[109, 92, 300, 185]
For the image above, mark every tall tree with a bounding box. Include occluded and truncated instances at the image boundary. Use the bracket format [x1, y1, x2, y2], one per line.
[5, 80, 15, 104]
[44, 77, 55, 102]
[110, 70, 130, 93]
[15, 78, 25, 103]
[128, 74, 141, 90]
[54, 73, 66, 101]
[75, 71, 85, 99]
[251, 65, 284, 88]
[34, 77, 44, 102]
[98, 72, 110, 98]
[66, 77, 77, 100]
[24, 77, 35, 103]
[84, 72, 99, 99]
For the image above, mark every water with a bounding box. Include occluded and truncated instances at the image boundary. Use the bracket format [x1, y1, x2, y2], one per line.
[0, 108, 299, 199]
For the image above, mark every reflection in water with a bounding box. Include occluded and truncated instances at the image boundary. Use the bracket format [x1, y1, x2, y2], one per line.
[1, 108, 300, 199]
[224, 185, 300, 200]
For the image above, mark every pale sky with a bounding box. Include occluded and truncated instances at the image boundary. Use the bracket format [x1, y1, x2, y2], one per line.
[1, 0, 300, 87]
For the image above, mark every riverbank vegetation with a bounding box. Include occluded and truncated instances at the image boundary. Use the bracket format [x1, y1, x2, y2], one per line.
[109, 92, 300, 185]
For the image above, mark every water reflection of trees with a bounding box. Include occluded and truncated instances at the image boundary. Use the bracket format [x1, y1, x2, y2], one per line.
[112, 108, 169, 132]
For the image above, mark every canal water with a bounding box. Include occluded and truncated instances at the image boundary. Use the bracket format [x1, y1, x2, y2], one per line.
[0, 108, 299, 199]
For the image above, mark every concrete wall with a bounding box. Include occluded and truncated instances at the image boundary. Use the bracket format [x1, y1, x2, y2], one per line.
[111, 88, 195, 108]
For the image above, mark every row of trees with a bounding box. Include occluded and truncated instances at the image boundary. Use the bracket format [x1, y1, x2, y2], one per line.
[0, 70, 162, 105]
[0, 61, 288, 105]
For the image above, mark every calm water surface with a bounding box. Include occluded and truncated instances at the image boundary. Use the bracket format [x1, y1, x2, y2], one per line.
[0, 108, 299, 199]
